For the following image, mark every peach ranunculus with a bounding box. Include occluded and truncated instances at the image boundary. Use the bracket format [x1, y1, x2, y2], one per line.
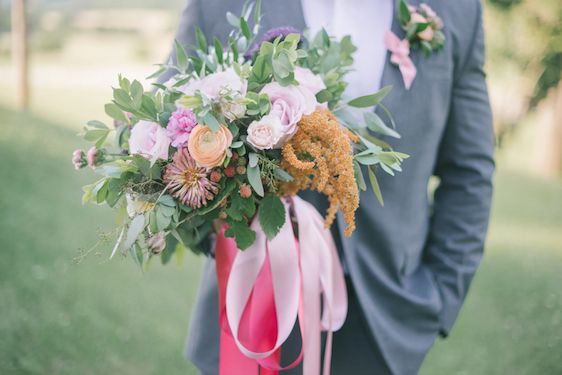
[187, 124, 233, 168]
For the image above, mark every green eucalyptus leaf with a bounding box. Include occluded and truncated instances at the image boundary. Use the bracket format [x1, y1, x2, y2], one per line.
[202, 112, 220, 132]
[248, 152, 259, 168]
[273, 168, 293, 182]
[353, 161, 367, 191]
[368, 167, 384, 206]
[226, 12, 240, 28]
[213, 37, 224, 64]
[315, 89, 333, 103]
[247, 165, 264, 197]
[174, 39, 189, 71]
[240, 17, 251, 40]
[364, 112, 401, 138]
[195, 26, 208, 53]
[124, 215, 146, 251]
[347, 86, 392, 108]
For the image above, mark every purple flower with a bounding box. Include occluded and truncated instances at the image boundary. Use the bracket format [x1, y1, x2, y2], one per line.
[244, 26, 302, 60]
[166, 108, 198, 148]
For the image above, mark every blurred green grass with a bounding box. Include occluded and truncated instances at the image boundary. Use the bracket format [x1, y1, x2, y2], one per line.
[0, 106, 201, 374]
[1, 102, 561, 374]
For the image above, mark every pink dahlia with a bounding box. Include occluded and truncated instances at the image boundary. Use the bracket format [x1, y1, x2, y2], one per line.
[163, 148, 219, 208]
[166, 108, 197, 148]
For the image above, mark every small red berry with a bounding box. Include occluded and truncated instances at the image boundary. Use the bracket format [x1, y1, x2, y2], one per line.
[239, 184, 252, 199]
[210, 170, 222, 183]
[236, 166, 246, 175]
[231, 151, 239, 161]
[224, 166, 236, 178]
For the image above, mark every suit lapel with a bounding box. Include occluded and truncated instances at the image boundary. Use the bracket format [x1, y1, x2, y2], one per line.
[378, 0, 429, 125]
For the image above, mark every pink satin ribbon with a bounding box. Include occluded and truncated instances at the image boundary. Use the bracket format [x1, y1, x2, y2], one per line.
[385, 30, 417, 90]
[215, 196, 348, 375]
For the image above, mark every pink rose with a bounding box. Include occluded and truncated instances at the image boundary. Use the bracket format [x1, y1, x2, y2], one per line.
[294, 67, 326, 95]
[411, 12, 427, 24]
[129, 120, 171, 163]
[417, 27, 434, 41]
[181, 67, 247, 99]
[247, 114, 284, 150]
[260, 82, 317, 142]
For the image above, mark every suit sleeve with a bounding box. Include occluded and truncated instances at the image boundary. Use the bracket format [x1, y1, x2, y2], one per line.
[424, 1, 495, 336]
[158, 0, 202, 84]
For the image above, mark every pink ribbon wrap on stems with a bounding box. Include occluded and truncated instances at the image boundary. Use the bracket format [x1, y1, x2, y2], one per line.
[384, 30, 417, 90]
[215, 196, 348, 375]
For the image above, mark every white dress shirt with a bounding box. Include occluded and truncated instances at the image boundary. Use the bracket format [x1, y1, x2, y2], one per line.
[301, 0, 393, 99]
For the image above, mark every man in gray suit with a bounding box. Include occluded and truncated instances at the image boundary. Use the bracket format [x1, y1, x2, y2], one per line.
[166, 0, 495, 374]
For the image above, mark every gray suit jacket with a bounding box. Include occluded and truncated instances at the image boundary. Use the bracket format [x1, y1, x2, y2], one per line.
[169, 1, 495, 374]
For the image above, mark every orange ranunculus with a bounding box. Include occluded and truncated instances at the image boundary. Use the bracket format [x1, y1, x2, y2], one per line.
[187, 124, 233, 168]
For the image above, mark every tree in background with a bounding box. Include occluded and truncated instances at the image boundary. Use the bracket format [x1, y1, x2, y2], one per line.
[487, 0, 562, 175]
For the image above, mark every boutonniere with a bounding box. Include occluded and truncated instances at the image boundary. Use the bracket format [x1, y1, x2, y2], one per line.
[385, 0, 445, 89]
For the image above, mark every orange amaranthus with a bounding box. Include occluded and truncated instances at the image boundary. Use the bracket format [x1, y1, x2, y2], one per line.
[281, 109, 360, 236]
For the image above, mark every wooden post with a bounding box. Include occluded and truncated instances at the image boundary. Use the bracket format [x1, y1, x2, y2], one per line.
[12, 0, 29, 111]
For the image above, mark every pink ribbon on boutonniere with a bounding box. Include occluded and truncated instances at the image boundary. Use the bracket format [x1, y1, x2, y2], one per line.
[384, 30, 417, 90]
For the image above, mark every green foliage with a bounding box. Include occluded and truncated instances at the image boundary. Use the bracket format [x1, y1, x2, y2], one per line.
[247, 153, 265, 197]
[530, 33, 562, 107]
[398, 0, 412, 24]
[226, 192, 256, 221]
[225, 219, 257, 250]
[258, 195, 286, 240]
[347, 85, 391, 108]
[363, 111, 401, 139]
[305, 30, 357, 108]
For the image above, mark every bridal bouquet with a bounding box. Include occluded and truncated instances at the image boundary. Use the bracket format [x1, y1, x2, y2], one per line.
[73, 1, 407, 373]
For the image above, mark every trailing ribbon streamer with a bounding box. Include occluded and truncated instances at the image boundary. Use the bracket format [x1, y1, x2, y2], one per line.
[215, 196, 348, 375]
[385, 30, 417, 90]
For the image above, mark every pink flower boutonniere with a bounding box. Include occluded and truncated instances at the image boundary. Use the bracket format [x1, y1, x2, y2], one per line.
[386, 0, 445, 89]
